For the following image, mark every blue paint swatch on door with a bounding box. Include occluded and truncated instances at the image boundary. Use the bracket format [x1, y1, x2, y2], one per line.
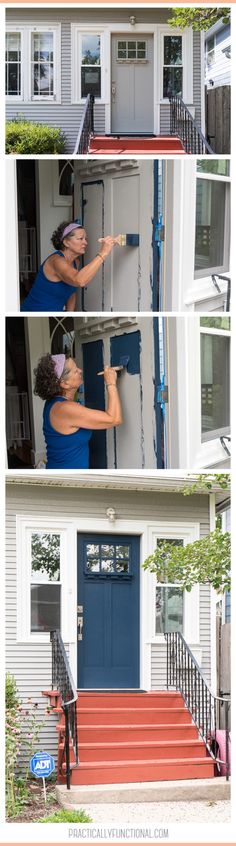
[110, 331, 141, 374]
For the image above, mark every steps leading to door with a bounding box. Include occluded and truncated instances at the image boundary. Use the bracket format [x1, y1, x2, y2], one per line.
[89, 136, 185, 154]
[55, 691, 216, 785]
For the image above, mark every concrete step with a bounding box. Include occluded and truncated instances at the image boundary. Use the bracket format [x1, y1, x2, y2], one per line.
[78, 707, 191, 726]
[56, 777, 230, 806]
[67, 757, 215, 786]
[76, 739, 207, 763]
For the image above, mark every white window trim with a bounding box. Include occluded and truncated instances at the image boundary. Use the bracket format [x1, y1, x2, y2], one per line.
[194, 170, 231, 281]
[71, 25, 106, 104]
[5, 26, 24, 102]
[145, 524, 200, 647]
[16, 516, 76, 645]
[164, 159, 230, 311]
[167, 317, 231, 468]
[6, 23, 61, 104]
[71, 23, 193, 135]
[16, 514, 204, 689]
[157, 26, 193, 105]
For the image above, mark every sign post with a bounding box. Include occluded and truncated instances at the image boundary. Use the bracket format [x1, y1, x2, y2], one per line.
[30, 751, 55, 804]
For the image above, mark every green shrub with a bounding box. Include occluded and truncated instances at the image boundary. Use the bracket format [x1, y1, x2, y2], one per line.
[6, 119, 66, 154]
[40, 809, 92, 823]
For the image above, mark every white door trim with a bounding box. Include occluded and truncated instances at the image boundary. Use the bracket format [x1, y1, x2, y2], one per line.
[16, 514, 203, 688]
[71, 23, 193, 137]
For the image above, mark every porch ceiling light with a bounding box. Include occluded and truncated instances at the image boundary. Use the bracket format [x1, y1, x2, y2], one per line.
[106, 507, 116, 522]
[129, 16, 136, 26]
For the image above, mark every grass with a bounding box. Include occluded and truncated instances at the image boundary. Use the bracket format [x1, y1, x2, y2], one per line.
[39, 808, 92, 823]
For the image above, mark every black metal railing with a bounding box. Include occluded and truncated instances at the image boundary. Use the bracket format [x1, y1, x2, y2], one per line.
[165, 631, 230, 780]
[50, 630, 78, 789]
[73, 94, 95, 155]
[169, 96, 213, 154]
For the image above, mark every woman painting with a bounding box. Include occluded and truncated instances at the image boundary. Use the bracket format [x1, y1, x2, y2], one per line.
[21, 221, 120, 312]
[34, 353, 122, 469]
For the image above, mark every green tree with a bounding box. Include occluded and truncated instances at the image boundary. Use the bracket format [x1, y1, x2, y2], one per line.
[168, 8, 230, 31]
[142, 529, 230, 593]
[180, 473, 230, 495]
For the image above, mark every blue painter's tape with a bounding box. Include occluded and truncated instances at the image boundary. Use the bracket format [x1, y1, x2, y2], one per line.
[110, 331, 141, 375]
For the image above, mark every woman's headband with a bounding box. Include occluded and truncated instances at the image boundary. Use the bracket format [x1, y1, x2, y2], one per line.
[62, 219, 82, 238]
[51, 354, 66, 380]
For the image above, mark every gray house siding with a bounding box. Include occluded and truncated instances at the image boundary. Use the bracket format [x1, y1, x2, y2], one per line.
[6, 482, 211, 758]
[6, 9, 202, 152]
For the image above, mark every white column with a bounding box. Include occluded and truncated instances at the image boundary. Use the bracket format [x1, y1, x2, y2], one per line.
[6, 160, 20, 311]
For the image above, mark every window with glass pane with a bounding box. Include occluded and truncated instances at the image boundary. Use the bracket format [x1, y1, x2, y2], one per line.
[5, 33, 21, 96]
[156, 586, 183, 634]
[81, 35, 101, 97]
[163, 36, 182, 98]
[85, 542, 130, 575]
[31, 32, 54, 97]
[30, 532, 61, 631]
[195, 179, 227, 273]
[206, 36, 215, 66]
[117, 41, 147, 61]
[155, 539, 183, 634]
[201, 333, 230, 441]
[197, 160, 230, 177]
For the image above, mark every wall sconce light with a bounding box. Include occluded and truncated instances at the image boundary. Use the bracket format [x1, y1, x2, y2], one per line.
[129, 16, 136, 26]
[106, 507, 116, 523]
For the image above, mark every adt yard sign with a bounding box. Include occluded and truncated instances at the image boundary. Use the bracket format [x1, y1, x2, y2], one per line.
[30, 751, 55, 779]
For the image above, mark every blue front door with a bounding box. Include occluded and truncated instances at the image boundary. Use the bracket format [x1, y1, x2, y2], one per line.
[77, 534, 140, 688]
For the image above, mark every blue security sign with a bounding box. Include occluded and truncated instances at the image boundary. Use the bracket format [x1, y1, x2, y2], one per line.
[30, 751, 55, 779]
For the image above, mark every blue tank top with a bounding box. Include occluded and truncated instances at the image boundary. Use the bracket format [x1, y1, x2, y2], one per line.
[21, 251, 78, 312]
[43, 397, 92, 469]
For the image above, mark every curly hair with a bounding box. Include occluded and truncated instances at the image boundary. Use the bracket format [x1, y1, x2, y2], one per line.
[51, 221, 83, 250]
[34, 354, 62, 401]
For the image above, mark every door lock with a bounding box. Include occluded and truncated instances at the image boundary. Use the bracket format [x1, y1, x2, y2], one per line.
[77, 615, 84, 641]
[111, 82, 116, 102]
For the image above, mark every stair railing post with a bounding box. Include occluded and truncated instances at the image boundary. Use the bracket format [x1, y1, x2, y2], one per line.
[63, 705, 71, 790]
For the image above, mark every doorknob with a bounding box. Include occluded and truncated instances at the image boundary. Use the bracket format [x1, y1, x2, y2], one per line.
[111, 82, 116, 102]
[77, 615, 84, 641]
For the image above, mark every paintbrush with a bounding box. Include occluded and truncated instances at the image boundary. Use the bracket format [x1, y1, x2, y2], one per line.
[97, 366, 124, 376]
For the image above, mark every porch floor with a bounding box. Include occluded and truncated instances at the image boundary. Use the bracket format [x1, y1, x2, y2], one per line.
[89, 135, 185, 154]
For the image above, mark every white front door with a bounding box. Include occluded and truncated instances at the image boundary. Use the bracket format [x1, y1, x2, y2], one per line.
[111, 34, 154, 133]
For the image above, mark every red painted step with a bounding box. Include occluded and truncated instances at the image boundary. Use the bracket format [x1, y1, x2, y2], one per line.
[77, 739, 207, 762]
[89, 136, 185, 154]
[68, 757, 215, 786]
[77, 723, 199, 744]
[78, 707, 191, 726]
[53, 691, 216, 786]
[77, 692, 183, 709]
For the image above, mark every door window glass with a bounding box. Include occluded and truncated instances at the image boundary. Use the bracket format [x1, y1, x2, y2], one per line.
[117, 40, 147, 61]
[81, 35, 101, 97]
[163, 36, 182, 98]
[85, 541, 130, 575]
[5, 32, 21, 96]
